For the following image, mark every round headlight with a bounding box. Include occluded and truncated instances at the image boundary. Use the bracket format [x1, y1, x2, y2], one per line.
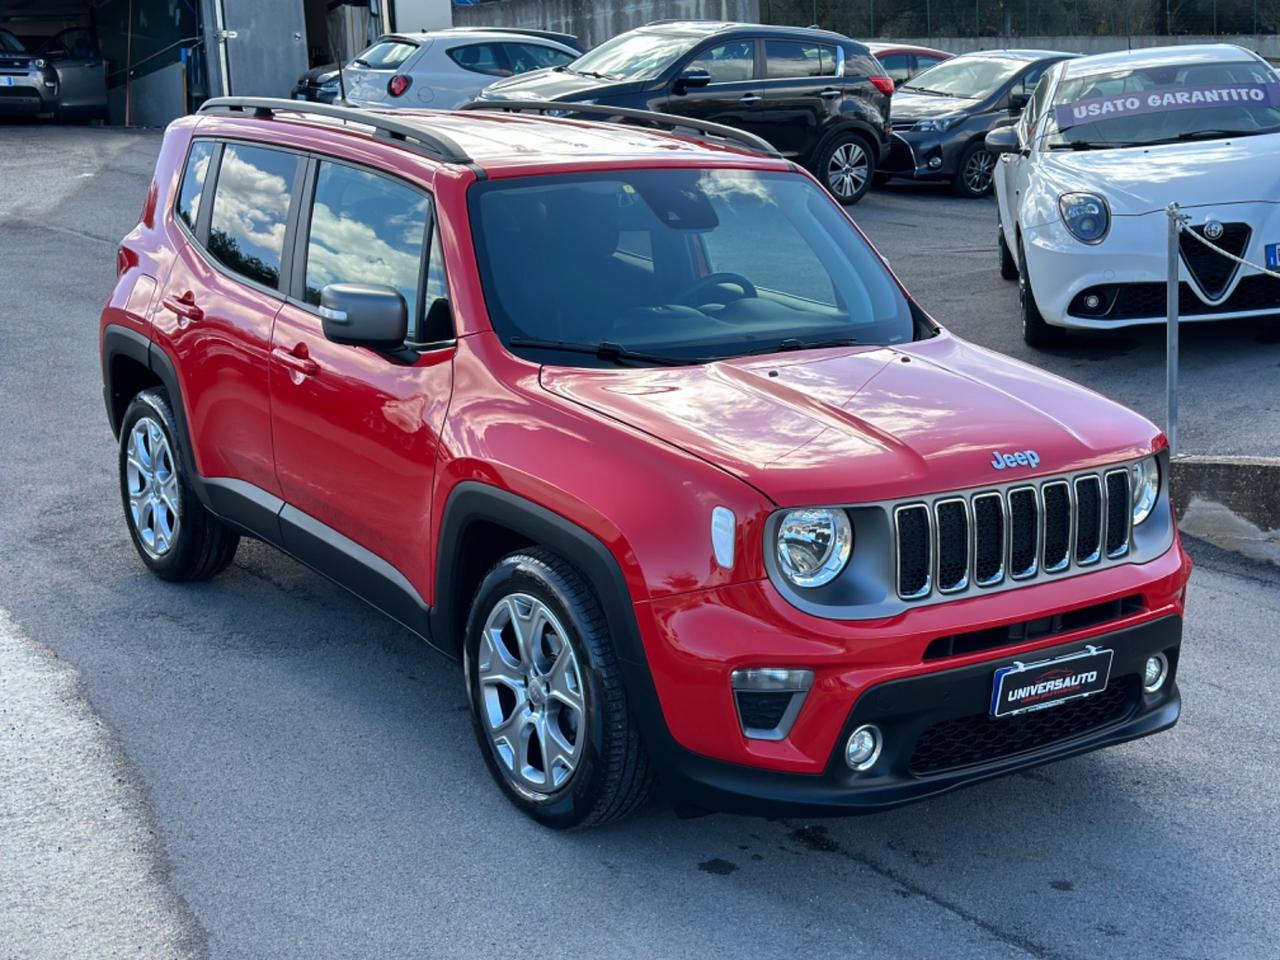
[1130, 457, 1160, 526]
[1059, 192, 1110, 244]
[776, 508, 852, 588]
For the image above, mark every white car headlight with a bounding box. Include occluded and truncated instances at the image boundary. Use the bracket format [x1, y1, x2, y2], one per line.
[776, 508, 852, 588]
[912, 115, 962, 132]
[1130, 457, 1160, 526]
[1059, 192, 1110, 244]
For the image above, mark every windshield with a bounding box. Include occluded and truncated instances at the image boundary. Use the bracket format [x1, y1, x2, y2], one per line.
[1045, 60, 1280, 148]
[468, 169, 919, 367]
[902, 56, 1027, 98]
[0, 29, 24, 53]
[565, 30, 695, 81]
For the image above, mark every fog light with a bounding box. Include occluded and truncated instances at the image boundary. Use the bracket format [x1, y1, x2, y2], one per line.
[844, 724, 882, 771]
[1083, 293, 1101, 310]
[928, 156, 942, 169]
[1143, 654, 1169, 693]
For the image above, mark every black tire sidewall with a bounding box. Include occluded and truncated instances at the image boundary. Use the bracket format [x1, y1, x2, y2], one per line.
[1017, 236, 1063, 347]
[818, 132, 874, 205]
[463, 554, 615, 829]
[999, 223, 1019, 279]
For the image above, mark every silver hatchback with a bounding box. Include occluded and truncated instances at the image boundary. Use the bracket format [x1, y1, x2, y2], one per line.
[340, 29, 578, 110]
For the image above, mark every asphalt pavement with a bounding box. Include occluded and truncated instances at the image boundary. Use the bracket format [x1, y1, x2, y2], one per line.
[1, 125, 1278, 960]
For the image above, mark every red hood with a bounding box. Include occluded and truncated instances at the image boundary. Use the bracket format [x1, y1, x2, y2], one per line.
[540, 334, 1161, 507]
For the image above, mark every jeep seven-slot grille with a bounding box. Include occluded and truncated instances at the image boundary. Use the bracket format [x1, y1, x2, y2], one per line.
[894, 468, 1134, 601]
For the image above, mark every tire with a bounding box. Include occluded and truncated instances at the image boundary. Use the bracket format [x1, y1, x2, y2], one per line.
[816, 132, 874, 206]
[118, 388, 239, 581]
[1017, 237, 1066, 348]
[953, 140, 997, 197]
[464, 548, 654, 829]
[999, 223, 1019, 280]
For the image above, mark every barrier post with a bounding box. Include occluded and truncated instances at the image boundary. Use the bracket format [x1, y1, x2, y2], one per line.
[1166, 203, 1185, 457]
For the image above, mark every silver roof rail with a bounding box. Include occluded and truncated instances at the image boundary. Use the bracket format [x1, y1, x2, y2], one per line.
[198, 97, 476, 167]
[460, 99, 781, 157]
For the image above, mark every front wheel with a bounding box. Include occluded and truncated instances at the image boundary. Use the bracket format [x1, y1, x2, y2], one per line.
[999, 223, 1019, 280]
[817, 133, 874, 205]
[464, 549, 654, 829]
[1018, 237, 1066, 348]
[953, 141, 996, 197]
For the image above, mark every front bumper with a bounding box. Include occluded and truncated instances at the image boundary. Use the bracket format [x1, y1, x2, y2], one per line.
[1024, 202, 1280, 329]
[627, 542, 1189, 816]
[878, 130, 965, 181]
[0, 76, 57, 115]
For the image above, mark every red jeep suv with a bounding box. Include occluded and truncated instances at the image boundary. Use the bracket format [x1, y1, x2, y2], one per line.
[100, 97, 1189, 829]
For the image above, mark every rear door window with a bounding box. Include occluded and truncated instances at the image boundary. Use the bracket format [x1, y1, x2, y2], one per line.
[176, 140, 216, 233]
[446, 42, 510, 77]
[915, 54, 946, 73]
[877, 53, 911, 85]
[765, 40, 837, 79]
[356, 40, 418, 69]
[303, 160, 429, 329]
[207, 144, 299, 289]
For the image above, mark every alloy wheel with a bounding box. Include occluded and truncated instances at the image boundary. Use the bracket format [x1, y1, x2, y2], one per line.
[477, 593, 585, 798]
[125, 417, 180, 558]
[964, 148, 996, 194]
[827, 141, 869, 199]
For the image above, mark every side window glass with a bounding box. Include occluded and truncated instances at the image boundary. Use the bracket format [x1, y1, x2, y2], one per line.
[686, 41, 754, 84]
[176, 140, 215, 233]
[447, 43, 510, 77]
[505, 42, 573, 72]
[916, 55, 945, 73]
[878, 53, 910, 85]
[765, 40, 831, 79]
[421, 223, 453, 341]
[208, 144, 297, 289]
[304, 161, 429, 329]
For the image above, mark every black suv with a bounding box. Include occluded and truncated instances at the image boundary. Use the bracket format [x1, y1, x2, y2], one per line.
[476, 20, 893, 205]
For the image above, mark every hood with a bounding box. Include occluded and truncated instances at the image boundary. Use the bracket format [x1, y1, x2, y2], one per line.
[1040, 133, 1280, 213]
[299, 63, 338, 84]
[479, 67, 644, 102]
[889, 90, 978, 122]
[540, 335, 1158, 507]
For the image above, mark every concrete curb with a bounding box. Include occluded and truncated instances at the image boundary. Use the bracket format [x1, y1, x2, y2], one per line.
[1170, 455, 1280, 567]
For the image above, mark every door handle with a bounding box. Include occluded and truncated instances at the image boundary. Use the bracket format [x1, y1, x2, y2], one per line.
[738, 94, 761, 104]
[819, 87, 842, 99]
[272, 345, 319, 378]
[162, 292, 202, 323]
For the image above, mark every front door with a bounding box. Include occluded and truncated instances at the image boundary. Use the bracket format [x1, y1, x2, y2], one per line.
[269, 157, 454, 598]
[653, 39, 764, 141]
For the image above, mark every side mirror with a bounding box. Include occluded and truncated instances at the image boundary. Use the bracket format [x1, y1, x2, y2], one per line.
[319, 283, 407, 348]
[674, 67, 711, 93]
[985, 124, 1020, 155]
[1008, 91, 1029, 115]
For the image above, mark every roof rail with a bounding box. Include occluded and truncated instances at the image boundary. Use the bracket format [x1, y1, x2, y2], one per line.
[197, 97, 475, 167]
[460, 100, 781, 158]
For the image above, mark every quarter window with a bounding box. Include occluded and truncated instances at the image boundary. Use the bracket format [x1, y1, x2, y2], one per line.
[766, 40, 837, 79]
[303, 161, 429, 327]
[207, 144, 298, 289]
[686, 41, 755, 84]
[176, 140, 215, 232]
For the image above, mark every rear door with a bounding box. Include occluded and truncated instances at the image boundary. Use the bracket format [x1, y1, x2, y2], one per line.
[653, 39, 762, 136]
[269, 155, 454, 599]
[153, 139, 302, 498]
[754, 38, 844, 160]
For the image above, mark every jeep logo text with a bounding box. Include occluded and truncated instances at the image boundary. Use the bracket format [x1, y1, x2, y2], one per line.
[990, 449, 1040, 470]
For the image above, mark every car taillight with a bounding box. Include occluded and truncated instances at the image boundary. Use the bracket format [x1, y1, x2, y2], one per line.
[869, 75, 895, 96]
[387, 74, 411, 97]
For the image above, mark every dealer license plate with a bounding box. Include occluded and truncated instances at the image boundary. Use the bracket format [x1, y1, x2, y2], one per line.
[1265, 243, 1280, 271]
[990, 646, 1113, 718]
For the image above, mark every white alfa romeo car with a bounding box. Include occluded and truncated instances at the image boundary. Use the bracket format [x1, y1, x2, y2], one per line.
[987, 44, 1280, 346]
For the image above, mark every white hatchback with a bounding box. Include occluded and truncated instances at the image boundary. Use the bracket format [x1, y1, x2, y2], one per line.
[988, 43, 1280, 346]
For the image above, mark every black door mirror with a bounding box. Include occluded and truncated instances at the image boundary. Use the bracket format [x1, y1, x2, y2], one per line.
[319, 283, 408, 348]
[1008, 91, 1029, 115]
[674, 67, 711, 93]
[985, 124, 1020, 155]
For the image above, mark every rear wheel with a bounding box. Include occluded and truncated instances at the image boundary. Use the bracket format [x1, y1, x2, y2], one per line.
[818, 133, 874, 205]
[118, 388, 239, 580]
[464, 548, 654, 829]
[953, 141, 996, 197]
[1017, 236, 1066, 348]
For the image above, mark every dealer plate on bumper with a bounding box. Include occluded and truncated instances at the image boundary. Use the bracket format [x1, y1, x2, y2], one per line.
[991, 646, 1113, 718]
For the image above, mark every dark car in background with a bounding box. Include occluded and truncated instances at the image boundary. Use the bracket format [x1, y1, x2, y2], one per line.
[292, 63, 342, 103]
[0, 25, 106, 121]
[477, 20, 894, 204]
[877, 49, 1075, 197]
[866, 42, 951, 87]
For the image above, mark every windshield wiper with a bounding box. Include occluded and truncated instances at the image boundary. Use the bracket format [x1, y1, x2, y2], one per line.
[507, 337, 693, 367]
[564, 67, 615, 80]
[1048, 139, 1138, 150]
[740, 337, 860, 357]
[902, 86, 947, 96]
[1172, 127, 1275, 142]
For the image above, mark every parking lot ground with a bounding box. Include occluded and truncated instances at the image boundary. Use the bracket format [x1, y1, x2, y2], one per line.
[2, 125, 1279, 960]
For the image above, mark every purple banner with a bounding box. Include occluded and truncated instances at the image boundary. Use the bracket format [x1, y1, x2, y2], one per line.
[1054, 82, 1280, 129]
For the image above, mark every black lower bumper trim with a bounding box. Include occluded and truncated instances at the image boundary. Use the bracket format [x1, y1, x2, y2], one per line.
[650, 615, 1182, 817]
